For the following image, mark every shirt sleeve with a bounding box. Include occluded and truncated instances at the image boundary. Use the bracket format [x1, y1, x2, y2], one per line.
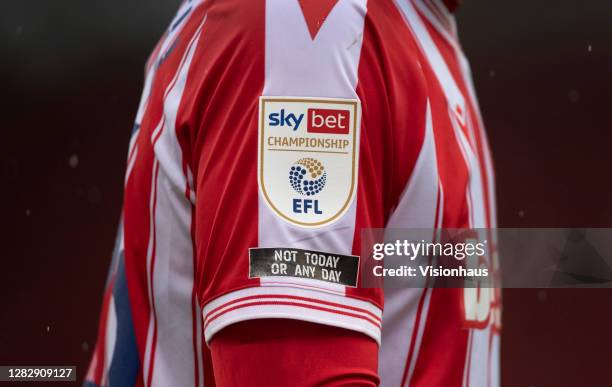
[187, 0, 385, 346]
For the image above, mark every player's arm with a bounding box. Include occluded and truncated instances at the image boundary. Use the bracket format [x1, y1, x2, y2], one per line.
[210, 319, 379, 386]
[189, 1, 384, 385]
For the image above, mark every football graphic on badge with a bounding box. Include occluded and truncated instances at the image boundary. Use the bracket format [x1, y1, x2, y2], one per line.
[288, 158, 327, 196]
[258, 97, 360, 227]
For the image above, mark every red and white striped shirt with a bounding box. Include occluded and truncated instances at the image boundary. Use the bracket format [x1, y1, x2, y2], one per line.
[86, 0, 500, 386]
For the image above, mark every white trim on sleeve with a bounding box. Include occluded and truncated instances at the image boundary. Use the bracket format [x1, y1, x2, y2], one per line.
[202, 286, 382, 345]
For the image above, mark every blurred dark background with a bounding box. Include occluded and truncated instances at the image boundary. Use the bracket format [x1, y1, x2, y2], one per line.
[1, 1, 611, 386]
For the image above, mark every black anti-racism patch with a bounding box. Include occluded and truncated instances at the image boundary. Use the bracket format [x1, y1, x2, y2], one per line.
[249, 247, 360, 287]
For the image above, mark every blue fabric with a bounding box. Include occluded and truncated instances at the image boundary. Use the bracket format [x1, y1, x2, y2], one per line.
[107, 254, 140, 387]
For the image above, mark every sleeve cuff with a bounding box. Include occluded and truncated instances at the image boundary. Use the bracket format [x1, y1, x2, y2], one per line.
[202, 285, 382, 345]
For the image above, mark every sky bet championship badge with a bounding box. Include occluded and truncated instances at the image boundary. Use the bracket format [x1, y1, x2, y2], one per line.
[259, 96, 360, 227]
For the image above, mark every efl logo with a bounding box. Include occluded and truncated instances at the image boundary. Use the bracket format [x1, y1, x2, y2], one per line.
[259, 96, 360, 228]
[307, 108, 349, 135]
